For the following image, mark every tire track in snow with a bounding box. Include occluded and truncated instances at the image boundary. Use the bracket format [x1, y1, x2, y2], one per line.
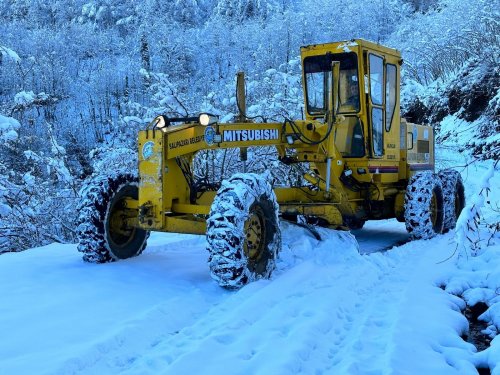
[49, 234, 228, 375]
[107, 226, 388, 374]
[325, 251, 415, 373]
[325, 235, 474, 375]
[53, 225, 447, 375]
[50, 225, 372, 375]
[121, 263, 383, 374]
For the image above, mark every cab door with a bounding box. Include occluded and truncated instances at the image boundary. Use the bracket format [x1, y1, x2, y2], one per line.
[367, 53, 385, 158]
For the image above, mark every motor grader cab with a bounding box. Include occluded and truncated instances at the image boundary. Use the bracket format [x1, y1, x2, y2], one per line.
[77, 39, 465, 289]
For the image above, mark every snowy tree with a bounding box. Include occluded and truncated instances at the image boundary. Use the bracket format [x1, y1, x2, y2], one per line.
[214, 0, 276, 21]
[404, 0, 438, 12]
[0, 0, 498, 253]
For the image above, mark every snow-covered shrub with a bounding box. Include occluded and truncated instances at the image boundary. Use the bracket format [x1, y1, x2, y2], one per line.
[89, 146, 138, 177]
[246, 58, 303, 121]
[0, 114, 20, 142]
[0, 117, 80, 253]
[402, 57, 499, 161]
[141, 69, 192, 118]
[214, 0, 277, 22]
[0, 44, 20, 63]
[455, 163, 498, 257]
[0, 168, 78, 253]
[392, 0, 499, 85]
[395, 0, 499, 162]
[78, 2, 137, 27]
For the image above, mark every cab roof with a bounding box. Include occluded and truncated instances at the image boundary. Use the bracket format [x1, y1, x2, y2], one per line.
[300, 39, 401, 59]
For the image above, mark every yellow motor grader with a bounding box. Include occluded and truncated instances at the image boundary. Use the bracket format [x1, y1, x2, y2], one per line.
[77, 39, 465, 288]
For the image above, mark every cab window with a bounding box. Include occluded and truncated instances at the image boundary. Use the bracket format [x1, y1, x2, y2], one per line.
[369, 54, 383, 105]
[385, 64, 397, 131]
[369, 54, 384, 157]
[372, 108, 384, 156]
[304, 52, 359, 115]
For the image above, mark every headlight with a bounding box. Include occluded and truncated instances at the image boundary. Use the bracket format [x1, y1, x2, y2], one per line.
[199, 113, 218, 126]
[154, 115, 168, 129]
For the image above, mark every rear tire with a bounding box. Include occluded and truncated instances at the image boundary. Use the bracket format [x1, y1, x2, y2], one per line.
[206, 173, 281, 289]
[438, 169, 465, 233]
[77, 173, 149, 263]
[404, 171, 444, 239]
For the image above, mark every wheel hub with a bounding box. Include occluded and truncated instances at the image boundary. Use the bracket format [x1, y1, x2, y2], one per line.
[108, 198, 137, 248]
[244, 206, 265, 262]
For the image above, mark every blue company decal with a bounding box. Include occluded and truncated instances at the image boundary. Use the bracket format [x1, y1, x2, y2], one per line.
[222, 128, 279, 142]
[142, 141, 155, 160]
[204, 126, 216, 146]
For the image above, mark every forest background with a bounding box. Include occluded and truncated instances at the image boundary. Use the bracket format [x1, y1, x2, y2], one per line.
[0, 0, 498, 252]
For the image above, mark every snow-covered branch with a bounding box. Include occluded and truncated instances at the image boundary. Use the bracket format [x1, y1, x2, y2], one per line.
[455, 162, 498, 257]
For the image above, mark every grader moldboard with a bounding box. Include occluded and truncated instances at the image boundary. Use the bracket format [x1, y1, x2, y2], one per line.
[77, 39, 465, 289]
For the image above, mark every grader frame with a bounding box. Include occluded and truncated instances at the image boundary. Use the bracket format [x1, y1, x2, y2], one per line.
[133, 39, 434, 235]
[77, 39, 464, 288]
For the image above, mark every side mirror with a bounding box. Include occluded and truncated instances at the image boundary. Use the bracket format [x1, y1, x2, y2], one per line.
[328, 61, 341, 121]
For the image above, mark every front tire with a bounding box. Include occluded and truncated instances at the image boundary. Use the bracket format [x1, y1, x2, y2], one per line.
[438, 169, 465, 233]
[404, 171, 444, 239]
[77, 173, 149, 263]
[206, 173, 281, 289]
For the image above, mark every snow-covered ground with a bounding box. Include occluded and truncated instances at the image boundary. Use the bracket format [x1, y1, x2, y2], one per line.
[1, 160, 499, 375]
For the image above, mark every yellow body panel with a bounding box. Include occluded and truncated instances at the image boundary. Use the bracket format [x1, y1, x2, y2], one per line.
[138, 130, 164, 229]
[406, 122, 435, 175]
[280, 203, 343, 227]
[135, 39, 435, 235]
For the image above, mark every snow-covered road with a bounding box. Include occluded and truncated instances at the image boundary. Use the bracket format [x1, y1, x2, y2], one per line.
[1, 161, 499, 375]
[0, 218, 492, 375]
